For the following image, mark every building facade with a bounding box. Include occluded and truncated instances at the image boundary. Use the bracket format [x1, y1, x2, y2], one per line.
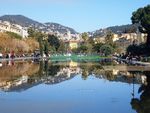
[0, 20, 28, 38]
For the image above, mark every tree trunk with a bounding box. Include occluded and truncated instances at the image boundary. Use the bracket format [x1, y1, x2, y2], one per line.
[146, 33, 150, 46]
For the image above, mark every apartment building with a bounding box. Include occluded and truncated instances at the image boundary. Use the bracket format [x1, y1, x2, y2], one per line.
[0, 20, 28, 38]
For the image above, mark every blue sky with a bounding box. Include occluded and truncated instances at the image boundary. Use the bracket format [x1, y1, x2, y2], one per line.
[0, 0, 149, 32]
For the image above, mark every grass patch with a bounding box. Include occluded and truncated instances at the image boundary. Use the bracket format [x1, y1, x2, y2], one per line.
[50, 54, 110, 62]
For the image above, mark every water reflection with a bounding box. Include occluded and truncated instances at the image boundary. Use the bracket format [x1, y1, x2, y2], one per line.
[131, 71, 150, 113]
[0, 60, 150, 113]
[0, 60, 147, 92]
[0, 61, 39, 91]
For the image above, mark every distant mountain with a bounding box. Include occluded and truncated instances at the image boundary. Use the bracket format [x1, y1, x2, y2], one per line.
[0, 15, 78, 34]
[0, 15, 43, 27]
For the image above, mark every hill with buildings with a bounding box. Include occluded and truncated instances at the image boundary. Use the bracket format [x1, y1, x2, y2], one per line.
[0, 15, 139, 37]
[107, 24, 139, 34]
[0, 15, 77, 34]
[88, 24, 139, 37]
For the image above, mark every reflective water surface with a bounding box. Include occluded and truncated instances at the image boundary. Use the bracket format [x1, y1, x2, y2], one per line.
[0, 60, 149, 113]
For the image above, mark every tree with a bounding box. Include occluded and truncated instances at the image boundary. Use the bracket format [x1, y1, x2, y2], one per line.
[38, 37, 44, 57]
[126, 44, 139, 56]
[28, 27, 46, 39]
[44, 40, 49, 56]
[82, 32, 89, 42]
[123, 26, 137, 33]
[0, 33, 31, 53]
[50, 46, 56, 54]
[100, 44, 114, 56]
[88, 38, 94, 45]
[126, 43, 149, 56]
[47, 35, 60, 51]
[93, 43, 103, 53]
[28, 27, 35, 37]
[58, 41, 67, 54]
[77, 45, 88, 53]
[131, 5, 150, 45]
[25, 38, 39, 52]
[105, 30, 114, 45]
[86, 43, 93, 53]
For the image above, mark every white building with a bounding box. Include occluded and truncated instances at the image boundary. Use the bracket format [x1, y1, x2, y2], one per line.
[112, 33, 147, 44]
[0, 20, 28, 38]
[58, 30, 81, 41]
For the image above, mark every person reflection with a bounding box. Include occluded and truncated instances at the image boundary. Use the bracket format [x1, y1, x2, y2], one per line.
[7, 60, 15, 66]
[131, 71, 150, 113]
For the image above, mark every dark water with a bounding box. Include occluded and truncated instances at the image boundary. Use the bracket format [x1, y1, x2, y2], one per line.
[0, 60, 149, 113]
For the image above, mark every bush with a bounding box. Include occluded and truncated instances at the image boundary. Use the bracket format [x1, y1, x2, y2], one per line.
[6, 31, 22, 39]
[0, 33, 39, 53]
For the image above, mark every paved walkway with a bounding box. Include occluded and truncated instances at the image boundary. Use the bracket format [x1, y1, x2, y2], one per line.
[114, 57, 150, 66]
[0, 57, 40, 61]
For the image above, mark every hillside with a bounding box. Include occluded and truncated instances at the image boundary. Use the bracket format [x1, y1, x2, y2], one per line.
[0, 15, 78, 34]
[44, 22, 77, 34]
[0, 15, 43, 27]
[107, 24, 139, 34]
[89, 24, 139, 37]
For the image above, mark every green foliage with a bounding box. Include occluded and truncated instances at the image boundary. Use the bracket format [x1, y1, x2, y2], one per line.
[6, 31, 22, 39]
[88, 38, 94, 45]
[86, 43, 93, 53]
[123, 26, 137, 33]
[38, 37, 44, 56]
[82, 32, 89, 42]
[93, 43, 103, 53]
[93, 42, 116, 56]
[73, 43, 92, 54]
[77, 45, 88, 53]
[130, 73, 150, 113]
[100, 44, 114, 56]
[48, 35, 60, 51]
[127, 44, 139, 55]
[82, 69, 89, 80]
[28, 27, 45, 39]
[131, 5, 150, 44]
[71, 48, 78, 53]
[28, 27, 48, 56]
[127, 5, 150, 56]
[126, 43, 150, 56]
[131, 5, 150, 32]
[50, 46, 56, 54]
[57, 41, 67, 53]
[48, 64, 60, 76]
[105, 31, 114, 45]
[28, 27, 35, 37]
[44, 40, 49, 56]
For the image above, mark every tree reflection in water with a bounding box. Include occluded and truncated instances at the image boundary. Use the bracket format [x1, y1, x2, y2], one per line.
[1, 60, 150, 113]
[0, 60, 146, 93]
[131, 71, 150, 113]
